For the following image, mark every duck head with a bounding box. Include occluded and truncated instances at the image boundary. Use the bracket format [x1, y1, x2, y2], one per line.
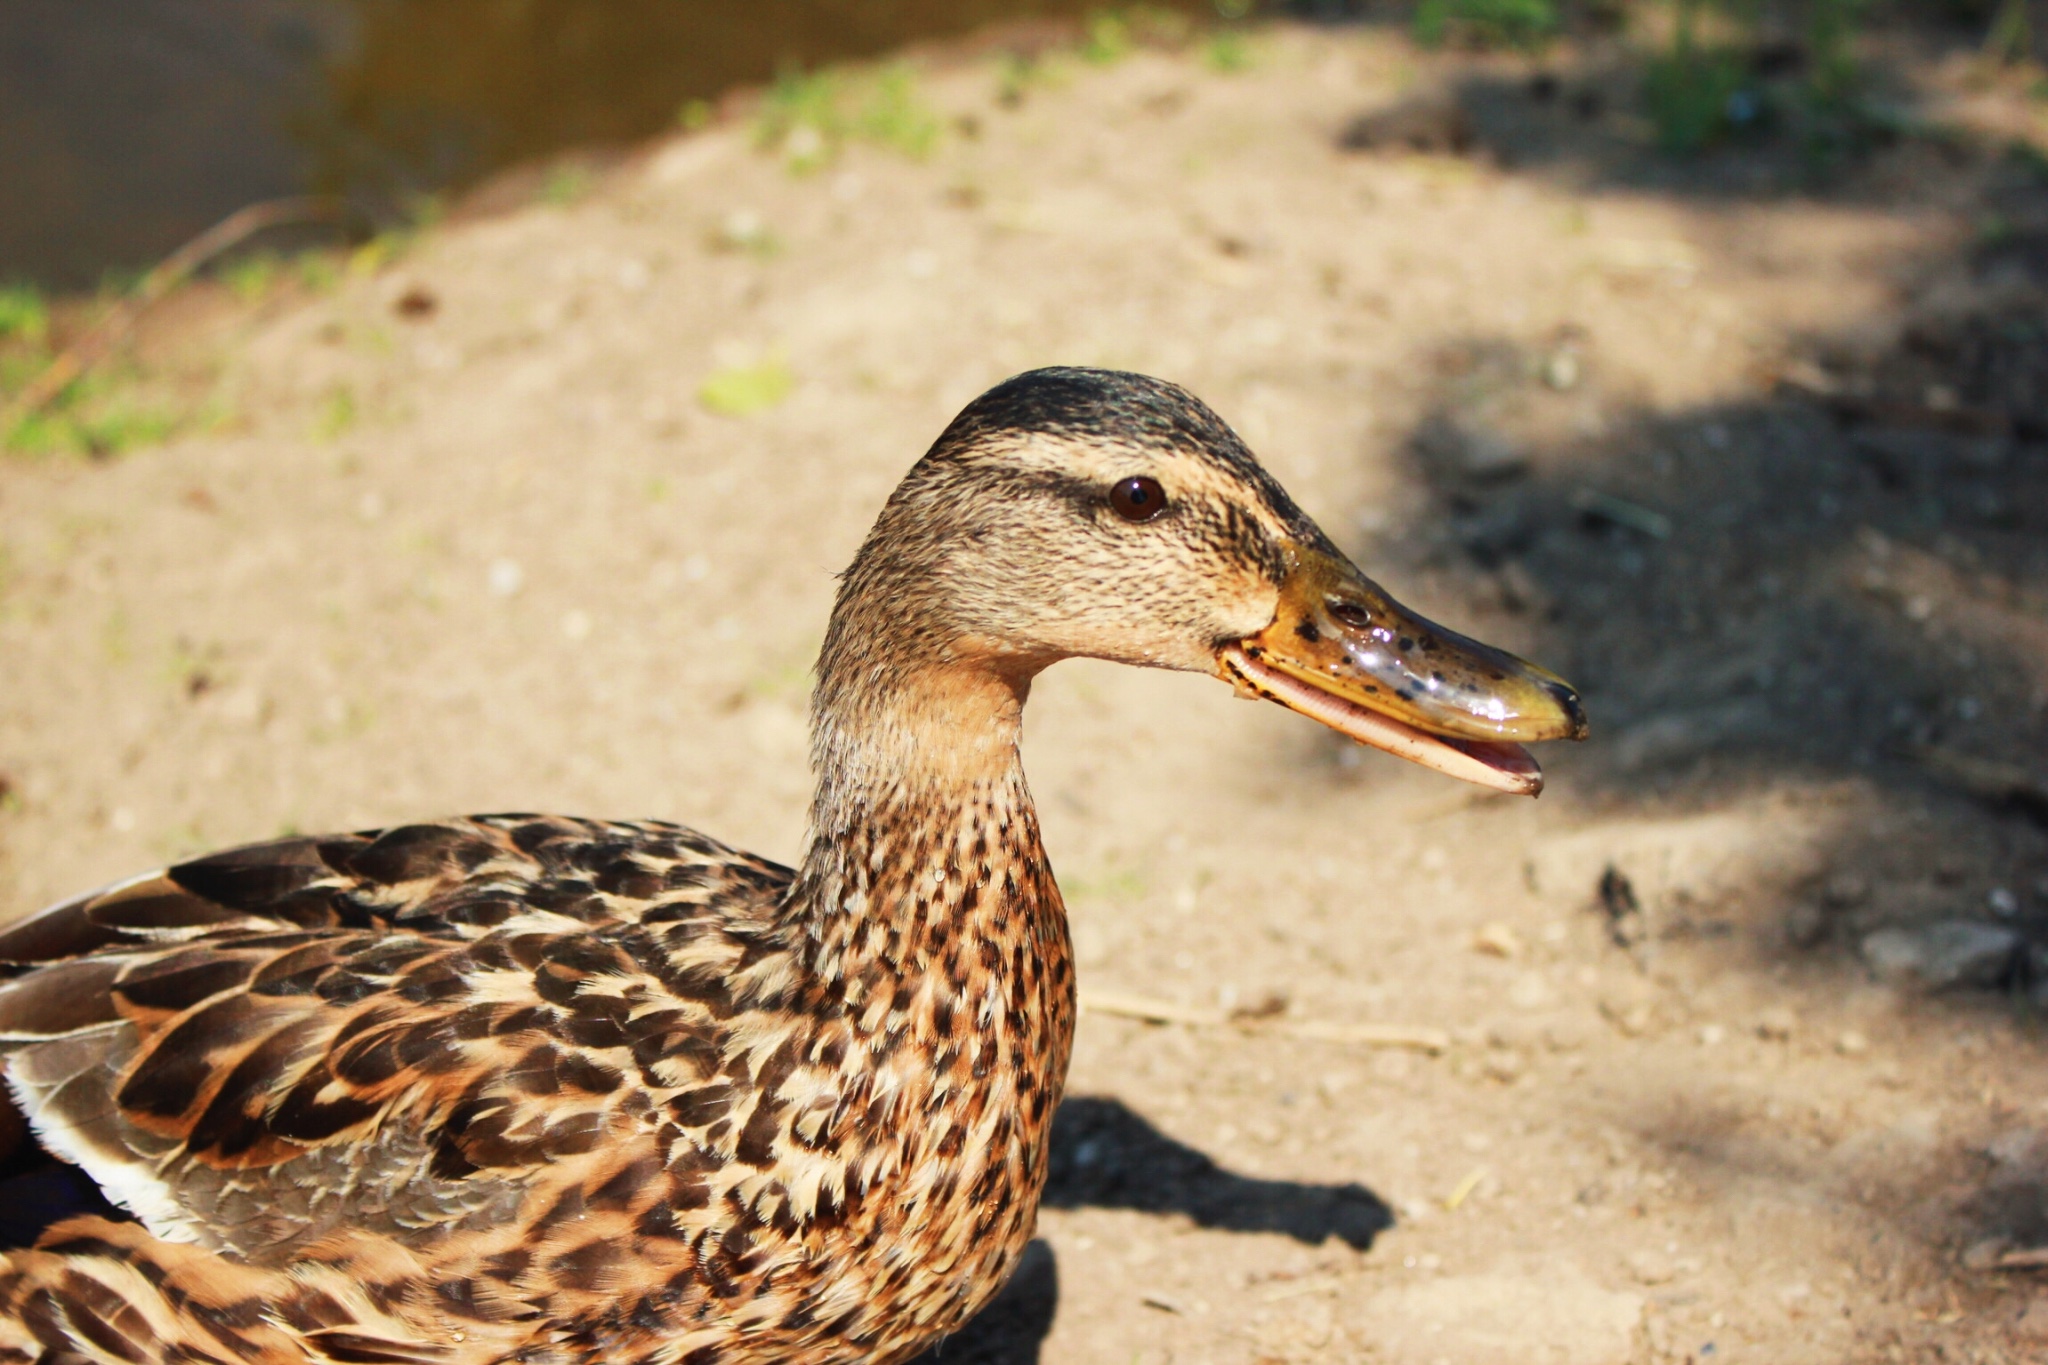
[823, 367, 1585, 795]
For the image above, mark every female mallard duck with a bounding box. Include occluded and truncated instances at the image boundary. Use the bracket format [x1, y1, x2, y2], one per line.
[0, 369, 1582, 1364]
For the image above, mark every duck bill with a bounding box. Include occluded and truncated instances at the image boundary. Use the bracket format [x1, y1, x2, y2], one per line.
[1216, 547, 1587, 796]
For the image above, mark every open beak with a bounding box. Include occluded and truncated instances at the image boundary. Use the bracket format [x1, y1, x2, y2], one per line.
[1217, 546, 1587, 796]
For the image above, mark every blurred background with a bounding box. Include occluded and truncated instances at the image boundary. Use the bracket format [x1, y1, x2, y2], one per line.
[4, 2, 2048, 1362]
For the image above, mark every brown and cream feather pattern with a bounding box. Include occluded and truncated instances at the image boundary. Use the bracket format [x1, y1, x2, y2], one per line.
[0, 796, 1069, 1364]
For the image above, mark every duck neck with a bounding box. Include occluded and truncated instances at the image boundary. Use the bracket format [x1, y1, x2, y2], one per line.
[782, 651, 1067, 994]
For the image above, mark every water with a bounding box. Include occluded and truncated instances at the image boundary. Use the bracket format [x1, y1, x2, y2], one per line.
[0, 0, 1227, 288]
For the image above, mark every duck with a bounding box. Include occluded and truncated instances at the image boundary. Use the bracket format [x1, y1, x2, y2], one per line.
[0, 368, 1584, 1365]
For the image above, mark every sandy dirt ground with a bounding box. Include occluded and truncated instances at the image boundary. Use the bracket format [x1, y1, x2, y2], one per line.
[5, 15, 2048, 1364]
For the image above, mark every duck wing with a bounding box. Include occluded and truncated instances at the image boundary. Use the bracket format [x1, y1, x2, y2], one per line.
[0, 814, 793, 1262]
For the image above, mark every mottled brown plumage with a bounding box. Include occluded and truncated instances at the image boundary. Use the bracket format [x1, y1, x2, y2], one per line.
[0, 369, 1582, 1364]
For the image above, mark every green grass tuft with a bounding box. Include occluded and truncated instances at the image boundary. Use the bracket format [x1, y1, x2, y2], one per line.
[1414, 0, 1560, 50]
[3, 357, 183, 460]
[311, 386, 357, 441]
[1204, 29, 1256, 73]
[221, 252, 284, 303]
[1646, 43, 1755, 153]
[754, 63, 944, 173]
[698, 355, 795, 417]
[540, 166, 593, 207]
[0, 285, 48, 345]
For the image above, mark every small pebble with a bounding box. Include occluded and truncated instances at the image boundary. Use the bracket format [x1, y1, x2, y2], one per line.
[2016, 1297, 2048, 1342]
[1821, 873, 1869, 909]
[487, 558, 524, 597]
[1626, 1249, 1677, 1285]
[1962, 1237, 2014, 1271]
[1542, 349, 1581, 390]
[1783, 902, 1828, 949]
[1755, 1007, 1798, 1041]
[1836, 1029, 1869, 1057]
[1861, 922, 2020, 991]
[1472, 922, 1522, 958]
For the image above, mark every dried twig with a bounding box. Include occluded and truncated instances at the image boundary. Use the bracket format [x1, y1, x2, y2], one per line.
[1443, 1165, 1489, 1211]
[1990, 1247, 2048, 1271]
[1775, 364, 2013, 439]
[1, 197, 343, 437]
[1257, 1274, 1350, 1303]
[1903, 743, 2048, 824]
[1570, 487, 1672, 540]
[1078, 988, 1449, 1054]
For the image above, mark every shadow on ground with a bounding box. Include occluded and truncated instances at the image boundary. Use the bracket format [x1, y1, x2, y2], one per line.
[912, 1095, 1392, 1362]
[1310, 11, 2048, 1299]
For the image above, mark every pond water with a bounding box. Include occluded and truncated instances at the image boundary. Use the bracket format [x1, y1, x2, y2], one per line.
[0, 0, 1236, 288]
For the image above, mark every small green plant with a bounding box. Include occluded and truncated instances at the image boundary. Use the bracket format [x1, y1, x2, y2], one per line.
[698, 354, 794, 417]
[1806, 0, 1866, 111]
[754, 64, 943, 173]
[221, 251, 283, 303]
[1204, 29, 1256, 73]
[540, 165, 593, 207]
[853, 67, 944, 159]
[295, 252, 342, 293]
[4, 366, 181, 459]
[995, 50, 1067, 106]
[1414, 0, 1560, 50]
[0, 285, 48, 345]
[1646, 0, 1777, 155]
[1645, 0, 1757, 153]
[311, 385, 357, 441]
[2003, 138, 2048, 185]
[678, 98, 714, 130]
[1083, 11, 1135, 63]
[1985, 0, 2032, 63]
[1080, 7, 1191, 63]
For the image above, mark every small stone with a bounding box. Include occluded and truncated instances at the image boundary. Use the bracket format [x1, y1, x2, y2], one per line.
[1696, 1023, 1726, 1046]
[1486, 1018, 1538, 1050]
[1542, 1018, 1592, 1053]
[2015, 1297, 2048, 1341]
[1598, 866, 1646, 949]
[1508, 972, 1555, 1010]
[1822, 873, 1869, 909]
[393, 284, 438, 319]
[1836, 1029, 1870, 1057]
[1783, 903, 1828, 949]
[487, 558, 524, 596]
[1542, 349, 1581, 391]
[1607, 1002, 1654, 1037]
[1459, 426, 1528, 482]
[1473, 922, 1523, 958]
[1861, 922, 2020, 991]
[1625, 1249, 1677, 1285]
[1989, 886, 2020, 918]
[1755, 1007, 1798, 1041]
[1983, 1127, 2046, 1169]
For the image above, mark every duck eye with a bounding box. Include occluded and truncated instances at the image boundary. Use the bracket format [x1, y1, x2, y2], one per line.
[1108, 476, 1168, 522]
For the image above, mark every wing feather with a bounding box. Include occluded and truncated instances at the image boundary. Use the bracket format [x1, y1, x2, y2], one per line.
[0, 815, 792, 1261]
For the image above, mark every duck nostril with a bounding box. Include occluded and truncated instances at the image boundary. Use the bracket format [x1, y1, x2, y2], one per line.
[1550, 683, 1590, 738]
[1326, 600, 1373, 630]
